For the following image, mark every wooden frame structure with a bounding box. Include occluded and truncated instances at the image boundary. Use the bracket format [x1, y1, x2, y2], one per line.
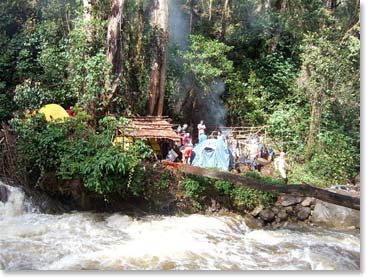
[115, 116, 181, 159]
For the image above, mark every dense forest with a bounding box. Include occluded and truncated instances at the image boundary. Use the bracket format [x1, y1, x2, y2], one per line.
[0, 0, 360, 194]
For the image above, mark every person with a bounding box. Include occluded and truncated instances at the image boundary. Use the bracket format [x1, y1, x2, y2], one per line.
[176, 124, 182, 134]
[198, 131, 208, 144]
[182, 143, 193, 164]
[267, 148, 275, 161]
[274, 152, 289, 183]
[182, 124, 188, 134]
[230, 134, 240, 159]
[197, 120, 206, 140]
[66, 106, 76, 117]
[257, 136, 265, 154]
[217, 130, 225, 142]
[182, 132, 192, 145]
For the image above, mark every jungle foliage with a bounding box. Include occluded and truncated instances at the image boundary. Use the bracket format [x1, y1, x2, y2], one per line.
[182, 173, 277, 210]
[12, 112, 152, 195]
[0, 0, 360, 190]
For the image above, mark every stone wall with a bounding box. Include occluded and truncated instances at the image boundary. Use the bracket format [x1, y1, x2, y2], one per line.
[243, 194, 360, 230]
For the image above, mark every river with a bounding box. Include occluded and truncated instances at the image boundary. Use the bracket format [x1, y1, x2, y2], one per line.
[0, 183, 360, 270]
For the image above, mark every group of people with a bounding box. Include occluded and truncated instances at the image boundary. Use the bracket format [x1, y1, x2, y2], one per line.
[175, 120, 207, 164]
[236, 135, 290, 182]
[175, 120, 240, 165]
[173, 121, 290, 182]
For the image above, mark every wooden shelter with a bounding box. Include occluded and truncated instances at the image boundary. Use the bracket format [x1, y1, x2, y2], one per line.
[115, 116, 181, 159]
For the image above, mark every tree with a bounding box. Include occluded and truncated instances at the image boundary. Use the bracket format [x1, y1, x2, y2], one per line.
[103, 0, 125, 112]
[147, 0, 169, 116]
[299, 29, 359, 184]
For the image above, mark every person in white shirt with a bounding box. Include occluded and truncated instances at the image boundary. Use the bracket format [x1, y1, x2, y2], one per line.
[274, 152, 289, 182]
[230, 134, 239, 159]
[197, 120, 206, 140]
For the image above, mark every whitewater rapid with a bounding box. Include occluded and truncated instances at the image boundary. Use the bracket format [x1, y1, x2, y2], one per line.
[0, 183, 360, 270]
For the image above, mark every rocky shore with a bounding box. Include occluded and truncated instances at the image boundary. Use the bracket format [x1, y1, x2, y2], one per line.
[241, 194, 360, 230]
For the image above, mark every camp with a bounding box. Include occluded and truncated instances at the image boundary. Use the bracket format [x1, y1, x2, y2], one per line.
[191, 138, 234, 171]
[38, 104, 69, 122]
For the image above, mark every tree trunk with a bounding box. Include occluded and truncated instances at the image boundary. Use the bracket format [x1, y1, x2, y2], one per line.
[106, 0, 124, 79]
[103, 0, 125, 110]
[171, 163, 360, 210]
[147, 0, 169, 116]
[220, 0, 230, 40]
[305, 88, 322, 160]
[83, 0, 92, 32]
[189, 0, 194, 33]
[326, 0, 338, 15]
[83, 0, 99, 43]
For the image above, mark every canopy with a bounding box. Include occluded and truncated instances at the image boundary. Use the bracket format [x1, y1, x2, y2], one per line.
[38, 104, 69, 122]
[191, 139, 234, 171]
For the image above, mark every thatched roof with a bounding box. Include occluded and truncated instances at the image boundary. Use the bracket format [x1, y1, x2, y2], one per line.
[118, 116, 181, 142]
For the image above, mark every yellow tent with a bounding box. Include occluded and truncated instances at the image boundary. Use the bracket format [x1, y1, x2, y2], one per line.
[113, 136, 134, 151]
[38, 104, 70, 122]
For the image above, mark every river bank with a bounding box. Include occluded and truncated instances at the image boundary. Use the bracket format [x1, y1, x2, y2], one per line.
[0, 163, 360, 232]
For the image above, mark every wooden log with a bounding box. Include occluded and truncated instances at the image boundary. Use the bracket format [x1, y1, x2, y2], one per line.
[171, 163, 360, 211]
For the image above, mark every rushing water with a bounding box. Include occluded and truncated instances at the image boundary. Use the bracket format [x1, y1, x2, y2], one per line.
[0, 183, 360, 270]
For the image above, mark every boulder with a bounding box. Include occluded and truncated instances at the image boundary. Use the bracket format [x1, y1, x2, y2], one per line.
[294, 204, 303, 212]
[271, 206, 280, 215]
[310, 200, 360, 229]
[279, 195, 303, 207]
[244, 214, 264, 229]
[277, 209, 288, 221]
[259, 208, 275, 222]
[297, 207, 311, 221]
[285, 206, 294, 215]
[301, 197, 315, 207]
[250, 204, 264, 217]
[0, 185, 10, 203]
[210, 198, 220, 212]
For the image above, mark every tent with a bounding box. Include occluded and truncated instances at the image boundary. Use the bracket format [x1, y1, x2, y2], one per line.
[38, 104, 69, 122]
[191, 138, 234, 171]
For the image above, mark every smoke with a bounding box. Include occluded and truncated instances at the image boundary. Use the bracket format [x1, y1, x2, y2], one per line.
[168, 0, 190, 51]
[167, 1, 227, 131]
[200, 79, 227, 128]
[167, 0, 192, 122]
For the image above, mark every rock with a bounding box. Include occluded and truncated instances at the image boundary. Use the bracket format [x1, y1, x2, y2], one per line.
[301, 197, 315, 207]
[294, 204, 303, 212]
[244, 214, 265, 229]
[285, 206, 294, 215]
[354, 174, 360, 187]
[271, 206, 280, 215]
[209, 198, 220, 212]
[250, 204, 264, 217]
[283, 222, 307, 230]
[0, 185, 10, 203]
[297, 207, 311, 221]
[310, 200, 360, 229]
[277, 209, 288, 221]
[259, 208, 275, 222]
[279, 195, 303, 207]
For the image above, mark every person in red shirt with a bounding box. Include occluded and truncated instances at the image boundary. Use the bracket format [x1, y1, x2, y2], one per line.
[66, 106, 76, 117]
[182, 143, 193, 164]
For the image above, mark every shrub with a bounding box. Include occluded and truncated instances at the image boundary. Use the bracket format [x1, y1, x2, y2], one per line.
[182, 177, 206, 199]
[214, 180, 233, 196]
[13, 113, 152, 195]
[181, 173, 277, 210]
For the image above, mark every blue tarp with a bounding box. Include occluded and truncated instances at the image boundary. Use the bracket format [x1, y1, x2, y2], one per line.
[191, 139, 234, 171]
